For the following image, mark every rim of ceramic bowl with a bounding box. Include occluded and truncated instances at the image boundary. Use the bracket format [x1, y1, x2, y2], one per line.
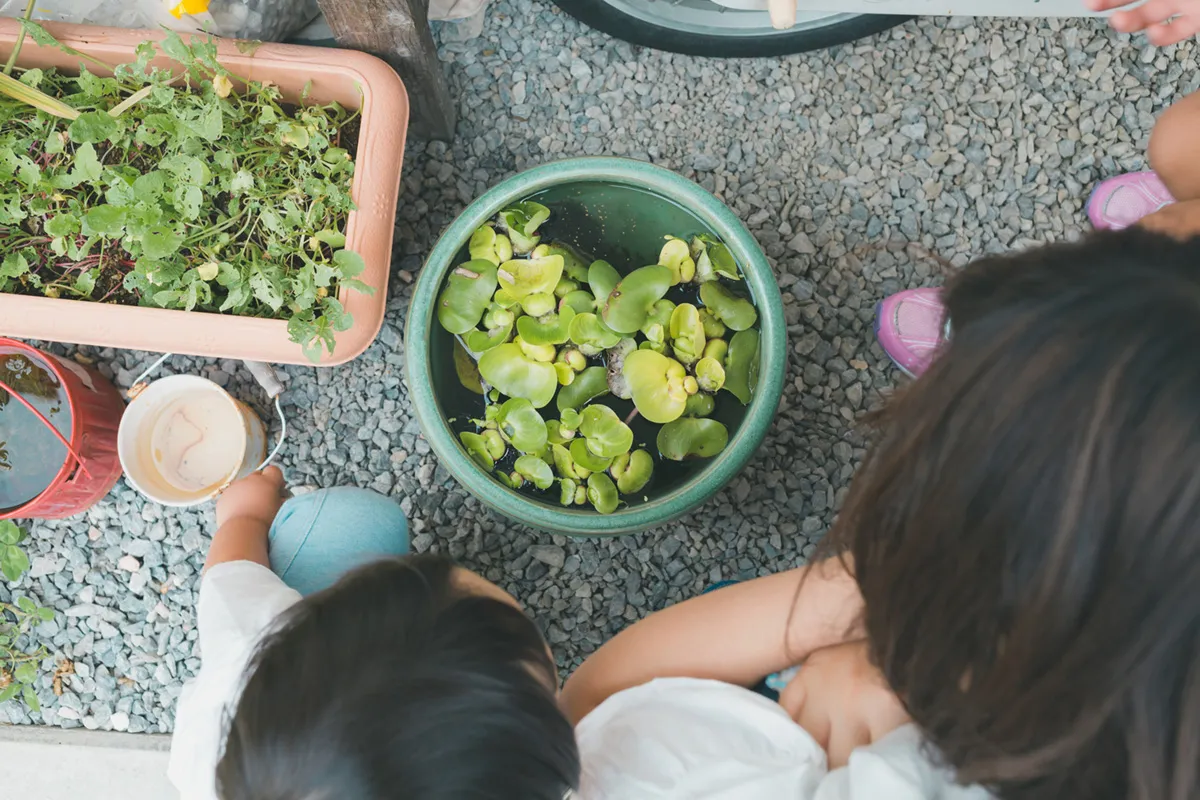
[406, 157, 785, 535]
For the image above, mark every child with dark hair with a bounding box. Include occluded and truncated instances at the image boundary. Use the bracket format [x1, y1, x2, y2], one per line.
[563, 229, 1200, 799]
[167, 468, 578, 800]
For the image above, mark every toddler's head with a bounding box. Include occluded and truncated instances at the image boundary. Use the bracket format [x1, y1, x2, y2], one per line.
[831, 229, 1200, 799]
[215, 554, 578, 800]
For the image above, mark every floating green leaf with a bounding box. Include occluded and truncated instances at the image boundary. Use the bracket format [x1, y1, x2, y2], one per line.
[556, 366, 610, 412]
[658, 236, 695, 285]
[569, 312, 622, 355]
[495, 397, 548, 453]
[588, 259, 621, 303]
[497, 255, 563, 301]
[460, 432, 496, 470]
[453, 339, 485, 395]
[514, 455, 555, 490]
[610, 449, 653, 494]
[695, 356, 726, 393]
[579, 404, 634, 459]
[683, 392, 715, 418]
[700, 282, 757, 331]
[658, 418, 729, 461]
[561, 289, 596, 314]
[517, 304, 576, 346]
[668, 303, 706, 365]
[602, 265, 673, 334]
[571, 437, 613, 472]
[587, 472, 620, 514]
[723, 328, 760, 405]
[623, 349, 692, 424]
[478, 344, 557, 408]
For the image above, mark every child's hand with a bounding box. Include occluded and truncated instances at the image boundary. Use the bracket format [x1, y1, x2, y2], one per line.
[216, 466, 288, 528]
[778, 641, 911, 770]
[1087, 0, 1200, 46]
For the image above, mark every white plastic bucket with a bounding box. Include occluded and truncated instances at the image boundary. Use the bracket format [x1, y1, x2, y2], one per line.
[118, 375, 267, 507]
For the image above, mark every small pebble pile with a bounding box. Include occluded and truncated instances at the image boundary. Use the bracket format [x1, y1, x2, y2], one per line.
[2, 1, 1195, 733]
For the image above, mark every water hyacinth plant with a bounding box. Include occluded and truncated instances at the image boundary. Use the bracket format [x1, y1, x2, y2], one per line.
[0, 23, 369, 361]
[438, 202, 761, 514]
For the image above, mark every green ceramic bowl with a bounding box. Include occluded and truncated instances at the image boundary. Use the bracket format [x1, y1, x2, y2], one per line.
[406, 158, 785, 535]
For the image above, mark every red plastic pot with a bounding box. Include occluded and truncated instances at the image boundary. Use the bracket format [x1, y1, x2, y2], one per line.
[0, 339, 125, 520]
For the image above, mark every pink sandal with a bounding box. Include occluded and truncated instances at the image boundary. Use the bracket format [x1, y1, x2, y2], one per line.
[874, 288, 948, 378]
[1086, 172, 1175, 230]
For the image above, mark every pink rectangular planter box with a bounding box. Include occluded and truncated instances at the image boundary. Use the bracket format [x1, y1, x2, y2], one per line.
[0, 21, 408, 366]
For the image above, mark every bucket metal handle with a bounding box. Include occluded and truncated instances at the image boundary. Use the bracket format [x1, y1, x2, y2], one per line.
[0, 376, 92, 479]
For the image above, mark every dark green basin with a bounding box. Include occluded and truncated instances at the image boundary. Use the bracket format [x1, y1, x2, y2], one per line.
[406, 158, 785, 535]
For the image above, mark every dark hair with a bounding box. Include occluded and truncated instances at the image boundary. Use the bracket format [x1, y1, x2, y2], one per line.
[825, 229, 1200, 800]
[215, 554, 579, 800]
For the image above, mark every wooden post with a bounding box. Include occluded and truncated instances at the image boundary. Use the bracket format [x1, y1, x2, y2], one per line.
[317, 0, 456, 140]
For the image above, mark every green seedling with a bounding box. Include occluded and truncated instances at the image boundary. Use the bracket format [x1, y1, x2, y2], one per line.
[568, 312, 622, 355]
[453, 340, 485, 395]
[517, 304, 576, 346]
[683, 392, 715, 418]
[657, 418, 729, 461]
[495, 397, 548, 454]
[691, 236, 716, 283]
[588, 259, 621, 304]
[478, 344, 557, 408]
[556, 366, 609, 412]
[695, 356, 726, 393]
[587, 472, 620, 514]
[623, 349, 694, 424]
[521, 291, 556, 317]
[560, 408, 582, 430]
[609, 449, 653, 494]
[579, 404, 634, 459]
[436, 260, 497, 335]
[699, 281, 757, 331]
[723, 328, 760, 405]
[658, 236, 695, 284]
[602, 265, 673, 334]
[706, 239, 740, 280]
[469, 224, 513, 265]
[498, 201, 550, 253]
[496, 255, 564, 301]
[482, 430, 506, 460]
[668, 303, 706, 365]
[640, 298, 676, 352]
[514, 455, 554, 490]
[557, 347, 587, 373]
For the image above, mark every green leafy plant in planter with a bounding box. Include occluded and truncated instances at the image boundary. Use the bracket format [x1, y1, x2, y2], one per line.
[0, 22, 370, 361]
[439, 205, 761, 514]
[0, 520, 54, 712]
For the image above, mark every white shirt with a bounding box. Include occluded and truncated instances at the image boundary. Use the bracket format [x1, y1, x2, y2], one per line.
[575, 678, 993, 800]
[168, 561, 302, 800]
[169, 562, 990, 800]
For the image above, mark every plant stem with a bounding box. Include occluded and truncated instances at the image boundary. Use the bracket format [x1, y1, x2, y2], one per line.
[2, 0, 37, 77]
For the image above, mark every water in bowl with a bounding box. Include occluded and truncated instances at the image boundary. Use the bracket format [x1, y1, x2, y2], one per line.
[148, 392, 244, 495]
[0, 349, 71, 513]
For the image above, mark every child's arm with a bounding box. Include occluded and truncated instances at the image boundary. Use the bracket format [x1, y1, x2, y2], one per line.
[1088, 0, 1200, 45]
[204, 466, 287, 572]
[560, 556, 863, 724]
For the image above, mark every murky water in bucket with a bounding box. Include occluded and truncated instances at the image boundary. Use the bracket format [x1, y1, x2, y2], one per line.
[0, 349, 70, 513]
[149, 393, 244, 494]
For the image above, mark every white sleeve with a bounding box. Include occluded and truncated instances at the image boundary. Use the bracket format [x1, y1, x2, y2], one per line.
[814, 726, 995, 800]
[168, 561, 303, 800]
[575, 677, 827, 800]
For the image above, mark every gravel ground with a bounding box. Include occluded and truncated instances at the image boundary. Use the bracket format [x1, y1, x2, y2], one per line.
[3, 3, 1197, 734]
